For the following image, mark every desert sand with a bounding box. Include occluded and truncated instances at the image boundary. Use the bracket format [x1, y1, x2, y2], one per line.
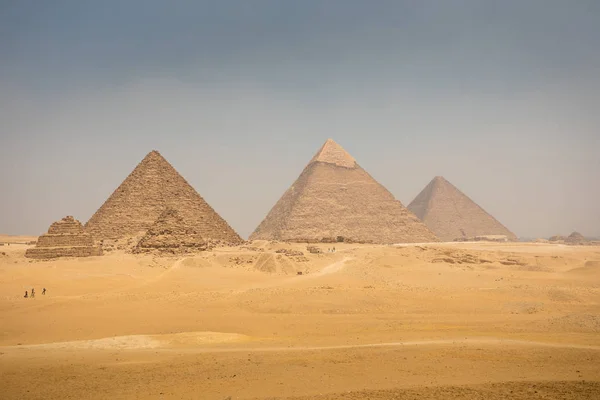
[1, 240, 599, 399]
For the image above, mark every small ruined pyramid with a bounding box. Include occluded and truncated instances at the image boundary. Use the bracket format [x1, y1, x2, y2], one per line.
[25, 216, 102, 259]
[85, 150, 242, 244]
[250, 139, 439, 244]
[408, 176, 517, 242]
[565, 231, 586, 245]
[132, 208, 209, 254]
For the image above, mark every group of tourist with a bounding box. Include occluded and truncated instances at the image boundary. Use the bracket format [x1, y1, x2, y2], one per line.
[24, 287, 46, 298]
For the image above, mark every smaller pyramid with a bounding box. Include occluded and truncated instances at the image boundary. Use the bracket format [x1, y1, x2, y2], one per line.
[25, 216, 102, 259]
[132, 208, 210, 254]
[565, 231, 586, 244]
[408, 176, 517, 242]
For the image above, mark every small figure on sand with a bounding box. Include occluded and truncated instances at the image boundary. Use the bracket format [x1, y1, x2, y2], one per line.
[31, 288, 35, 298]
[24, 290, 28, 298]
[42, 288, 46, 295]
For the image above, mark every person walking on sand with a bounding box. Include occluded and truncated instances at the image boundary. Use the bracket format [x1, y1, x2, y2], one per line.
[24, 290, 28, 298]
[31, 288, 35, 298]
[42, 288, 46, 295]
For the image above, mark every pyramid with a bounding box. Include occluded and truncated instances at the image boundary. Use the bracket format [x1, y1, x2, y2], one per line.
[25, 216, 102, 259]
[132, 208, 210, 254]
[250, 139, 439, 244]
[565, 231, 585, 245]
[85, 150, 242, 244]
[407, 176, 517, 242]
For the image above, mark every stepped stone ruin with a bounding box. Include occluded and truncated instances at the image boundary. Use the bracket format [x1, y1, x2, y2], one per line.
[85, 150, 242, 245]
[565, 231, 586, 244]
[569, 232, 600, 245]
[408, 176, 517, 242]
[550, 232, 593, 245]
[132, 208, 210, 254]
[549, 235, 566, 242]
[25, 216, 102, 259]
[250, 139, 439, 244]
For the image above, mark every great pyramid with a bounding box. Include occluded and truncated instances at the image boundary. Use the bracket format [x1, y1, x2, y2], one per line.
[250, 139, 439, 244]
[132, 208, 210, 254]
[25, 216, 102, 259]
[85, 150, 242, 244]
[407, 176, 517, 242]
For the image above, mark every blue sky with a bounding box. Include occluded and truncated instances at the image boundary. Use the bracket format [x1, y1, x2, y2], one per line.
[1, 1, 599, 238]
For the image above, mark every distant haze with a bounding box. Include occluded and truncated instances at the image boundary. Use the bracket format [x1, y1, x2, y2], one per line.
[1, 1, 599, 239]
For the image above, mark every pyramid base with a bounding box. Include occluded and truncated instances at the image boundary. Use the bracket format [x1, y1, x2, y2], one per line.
[131, 243, 212, 255]
[25, 246, 103, 260]
[273, 237, 375, 244]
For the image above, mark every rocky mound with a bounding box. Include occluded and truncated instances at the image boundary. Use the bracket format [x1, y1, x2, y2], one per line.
[253, 253, 307, 274]
[132, 208, 212, 255]
[565, 231, 586, 244]
[549, 232, 593, 245]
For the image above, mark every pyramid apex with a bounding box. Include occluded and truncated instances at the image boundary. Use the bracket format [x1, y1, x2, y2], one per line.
[141, 150, 170, 163]
[309, 139, 356, 168]
[431, 176, 453, 188]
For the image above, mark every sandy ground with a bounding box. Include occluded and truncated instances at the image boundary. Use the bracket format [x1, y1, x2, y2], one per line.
[1, 240, 599, 399]
[0, 234, 38, 244]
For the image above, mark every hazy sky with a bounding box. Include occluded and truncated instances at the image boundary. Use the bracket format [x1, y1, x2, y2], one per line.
[1, 1, 599, 239]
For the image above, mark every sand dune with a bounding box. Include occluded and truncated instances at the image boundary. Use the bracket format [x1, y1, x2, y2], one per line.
[1, 241, 599, 399]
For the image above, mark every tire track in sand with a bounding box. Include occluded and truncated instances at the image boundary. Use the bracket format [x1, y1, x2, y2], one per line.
[4, 336, 600, 352]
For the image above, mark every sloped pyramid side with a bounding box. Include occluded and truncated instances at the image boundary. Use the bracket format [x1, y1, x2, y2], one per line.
[408, 176, 517, 242]
[250, 139, 439, 244]
[132, 208, 209, 254]
[85, 151, 242, 244]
